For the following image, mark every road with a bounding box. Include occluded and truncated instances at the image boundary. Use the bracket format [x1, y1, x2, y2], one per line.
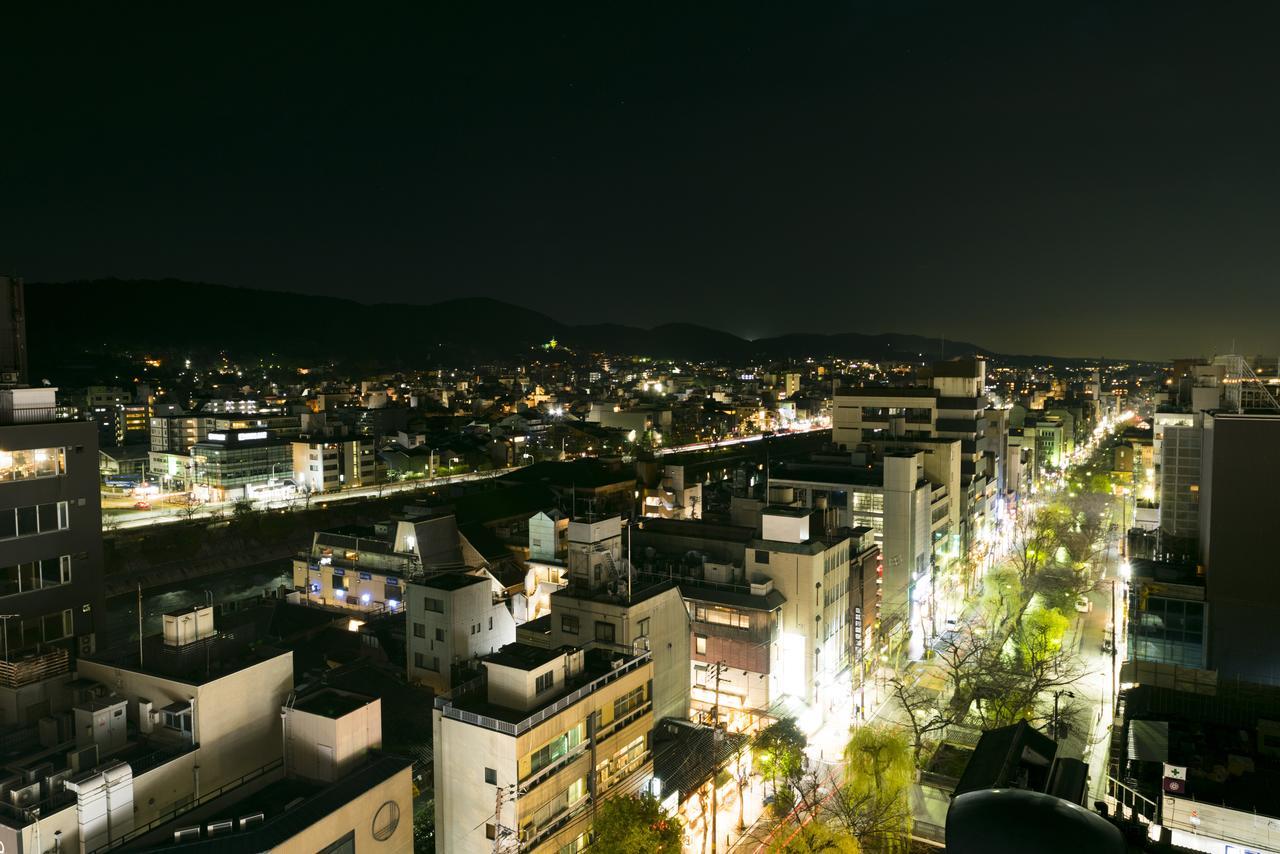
[654, 422, 830, 456]
[103, 468, 515, 530]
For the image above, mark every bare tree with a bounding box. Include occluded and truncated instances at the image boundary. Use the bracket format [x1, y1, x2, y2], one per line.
[889, 676, 957, 767]
[176, 492, 203, 522]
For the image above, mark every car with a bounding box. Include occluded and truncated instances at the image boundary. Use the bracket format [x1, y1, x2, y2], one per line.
[1075, 595, 1092, 614]
[133, 500, 151, 511]
[1101, 638, 1114, 654]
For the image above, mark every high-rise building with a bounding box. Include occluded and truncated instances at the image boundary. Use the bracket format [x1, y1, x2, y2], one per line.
[0, 386, 105, 663]
[0, 277, 26, 386]
[1198, 412, 1280, 683]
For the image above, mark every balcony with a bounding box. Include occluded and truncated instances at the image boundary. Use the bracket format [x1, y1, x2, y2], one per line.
[435, 651, 652, 737]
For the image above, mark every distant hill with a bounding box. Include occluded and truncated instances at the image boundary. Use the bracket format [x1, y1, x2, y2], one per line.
[25, 278, 995, 376]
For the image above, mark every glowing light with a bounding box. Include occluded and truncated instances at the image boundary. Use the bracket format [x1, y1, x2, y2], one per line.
[360, 592, 372, 604]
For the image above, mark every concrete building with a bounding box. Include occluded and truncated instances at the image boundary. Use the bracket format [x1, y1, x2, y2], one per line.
[768, 452, 939, 658]
[292, 436, 377, 494]
[1198, 412, 1280, 683]
[0, 387, 105, 662]
[407, 571, 516, 692]
[433, 644, 654, 854]
[548, 517, 691, 723]
[149, 413, 207, 455]
[743, 508, 851, 728]
[527, 510, 567, 563]
[0, 607, 295, 854]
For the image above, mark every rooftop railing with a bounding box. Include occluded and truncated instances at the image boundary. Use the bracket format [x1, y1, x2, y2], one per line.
[435, 650, 652, 737]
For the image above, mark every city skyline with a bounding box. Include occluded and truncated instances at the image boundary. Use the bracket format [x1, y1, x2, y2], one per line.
[8, 4, 1280, 360]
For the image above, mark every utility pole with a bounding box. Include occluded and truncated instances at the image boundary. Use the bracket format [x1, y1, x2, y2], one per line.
[709, 660, 725, 854]
[137, 584, 145, 667]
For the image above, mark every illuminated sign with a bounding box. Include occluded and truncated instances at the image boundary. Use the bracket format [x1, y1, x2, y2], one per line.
[239, 431, 269, 441]
[207, 433, 227, 442]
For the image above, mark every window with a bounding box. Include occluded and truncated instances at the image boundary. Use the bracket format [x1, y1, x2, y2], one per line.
[435, 628, 445, 642]
[424, 596, 445, 613]
[695, 634, 707, 655]
[413, 623, 426, 638]
[536, 670, 555, 694]
[755, 549, 770, 564]
[595, 621, 615, 644]
[614, 686, 645, 719]
[0, 448, 65, 482]
[561, 614, 579, 635]
[527, 723, 586, 776]
[0, 556, 70, 597]
[484, 767, 497, 785]
[637, 617, 650, 638]
[489, 616, 493, 631]
[486, 824, 497, 841]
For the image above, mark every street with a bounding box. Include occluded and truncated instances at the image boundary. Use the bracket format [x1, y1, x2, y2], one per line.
[102, 467, 515, 530]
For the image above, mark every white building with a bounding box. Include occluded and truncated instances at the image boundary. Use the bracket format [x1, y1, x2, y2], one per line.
[407, 571, 517, 692]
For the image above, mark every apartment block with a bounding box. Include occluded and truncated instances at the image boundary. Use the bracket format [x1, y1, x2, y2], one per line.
[433, 644, 654, 854]
[407, 572, 516, 692]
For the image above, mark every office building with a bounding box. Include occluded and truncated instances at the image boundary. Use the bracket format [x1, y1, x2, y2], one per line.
[433, 643, 654, 854]
[0, 386, 105, 664]
[190, 428, 291, 502]
[1198, 412, 1280, 682]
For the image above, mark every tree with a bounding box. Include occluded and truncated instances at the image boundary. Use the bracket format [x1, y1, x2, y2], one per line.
[768, 819, 861, 853]
[832, 726, 913, 851]
[971, 607, 1085, 730]
[412, 799, 434, 853]
[592, 793, 682, 854]
[175, 492, 203, 522]
[842, 726, 912, 795]
[755, 717, 807, 796]
[889, 675, 956, 767]
[231, 498, 256, 519]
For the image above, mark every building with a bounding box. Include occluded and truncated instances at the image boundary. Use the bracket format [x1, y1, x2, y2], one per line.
[292, 436, 377, 493]
[293, 525, 418, 613]
[433, 643, 654, 854]
[528, 509, 567, 562]
[1198, 412, 1280, 683]
[769, 452, 939, 659]
[1157, 419, 1202, 553]
[407, 571, 516, 692]
[190, 427, 292, 501]
[743, 507, 851, 728]
[0, 276, 28, 385]
[74, 687, 410, 852]
[548, 517, 691, 722]
[0, 387, 105, 662]
[0, 606, 294, 853]
[150, 412, 207, 455]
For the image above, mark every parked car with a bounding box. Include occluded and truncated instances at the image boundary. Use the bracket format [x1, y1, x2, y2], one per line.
[133, 500, 151, 511]
[1075, 595, 1092, 614]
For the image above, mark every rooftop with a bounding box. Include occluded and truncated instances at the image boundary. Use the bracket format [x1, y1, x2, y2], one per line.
[484, 642, 566, 672]
[292, 688, 373, 719]
[418, 570, 488, 592]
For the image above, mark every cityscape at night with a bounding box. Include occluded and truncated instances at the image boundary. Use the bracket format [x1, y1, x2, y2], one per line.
[5, 4, 1280, 853]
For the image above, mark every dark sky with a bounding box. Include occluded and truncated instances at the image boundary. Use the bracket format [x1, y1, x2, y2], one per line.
[6, 2, 1280, 359]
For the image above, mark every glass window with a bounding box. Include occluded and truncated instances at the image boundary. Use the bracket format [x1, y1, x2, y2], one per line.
[0, 511, 13, 539]
[536, 671, 555, 694]
[413, 623, 426, 638]
[37, 503, 57, 533]
[595, 621, 615, 644]
[695, 634, 707, 655]
[16, 506, 36, 537]
[424, 597, 445, 613]
[561, 614, 579, 635]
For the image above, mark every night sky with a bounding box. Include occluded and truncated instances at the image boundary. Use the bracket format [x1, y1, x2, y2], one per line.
[6, 2, 1280, 359]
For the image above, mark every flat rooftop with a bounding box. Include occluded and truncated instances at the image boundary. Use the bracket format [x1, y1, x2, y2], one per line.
[419, 571, 488, 592]
[292, 688, 372, 719]
[485, 642, 566, 672]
